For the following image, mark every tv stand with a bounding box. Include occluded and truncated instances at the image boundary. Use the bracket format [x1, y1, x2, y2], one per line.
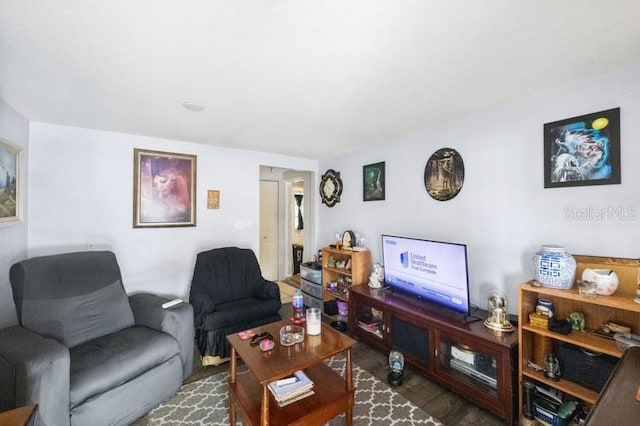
[348, 284, 518, 425]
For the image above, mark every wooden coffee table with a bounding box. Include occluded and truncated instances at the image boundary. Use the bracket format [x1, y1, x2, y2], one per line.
[227, 320, 356, 425]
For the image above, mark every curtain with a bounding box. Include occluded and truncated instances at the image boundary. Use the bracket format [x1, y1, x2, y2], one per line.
[294, 194, 304, 230]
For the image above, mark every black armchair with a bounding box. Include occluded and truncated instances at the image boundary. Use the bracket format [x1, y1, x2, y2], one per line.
[0, 251, 193, 426]
[190, 247, 281, 365]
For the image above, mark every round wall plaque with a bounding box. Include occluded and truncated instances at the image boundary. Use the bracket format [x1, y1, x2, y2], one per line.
[319, 169, 343, 207]
[424, 148, 465, 201]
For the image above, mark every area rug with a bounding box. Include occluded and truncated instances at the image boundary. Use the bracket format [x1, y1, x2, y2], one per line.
[134, 356, 443, 425]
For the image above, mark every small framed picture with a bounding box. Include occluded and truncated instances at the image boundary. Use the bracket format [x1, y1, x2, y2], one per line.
[544, 108, 621, 188]
[207, 190, 220, 209]
[0, 139, 22, 225]
[133, 149, 197, 227]
[363, 161, 385, 201]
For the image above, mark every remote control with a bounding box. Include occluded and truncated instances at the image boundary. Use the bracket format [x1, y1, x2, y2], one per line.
[162, 298, 183, 309]
[275, 376, 297, 387]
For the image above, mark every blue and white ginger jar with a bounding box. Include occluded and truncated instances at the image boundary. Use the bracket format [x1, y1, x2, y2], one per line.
[533, 245, 576, 289]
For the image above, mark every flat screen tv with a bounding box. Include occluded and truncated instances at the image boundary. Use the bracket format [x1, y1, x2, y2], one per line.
[381, 234, 471, 316]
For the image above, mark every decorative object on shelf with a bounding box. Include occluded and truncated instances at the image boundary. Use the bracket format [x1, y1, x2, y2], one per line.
[388, 350, 405, 386]
[577, 279, 597, 297]
[532, 245, 576, 289]
[529, 312, 549, 329]
[484, 292, 514, 333]
[319, 169, 343, 207]
[424, 147, 465, 201]
[341, 230, 356, 250]
[544, 107, 620, 188]
[567, 311, 586, 332]
[0, 138, 22, 225]
[327, 256, 336, 268]
[535, 298, 555, 319]
[363, 161, 385, 201]
[581, 268, 619, 295]
[368, 263, 384, 289]
[133, 148, 197, 228]
[544, 353, 561, 381]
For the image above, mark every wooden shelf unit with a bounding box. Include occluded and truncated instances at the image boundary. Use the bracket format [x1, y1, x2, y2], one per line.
[518, 255, 640, 417]
[349, 284, 518, 425]
[321, 247, 371, 320]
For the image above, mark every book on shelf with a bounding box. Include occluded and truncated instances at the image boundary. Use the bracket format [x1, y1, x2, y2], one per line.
[274, 388, 315, 407]
[268, 370, 314, 405]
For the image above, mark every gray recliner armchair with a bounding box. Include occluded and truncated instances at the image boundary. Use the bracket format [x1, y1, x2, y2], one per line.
[0, 251, 194, 426]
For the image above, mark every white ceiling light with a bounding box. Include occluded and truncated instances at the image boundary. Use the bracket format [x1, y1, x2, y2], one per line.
[182, 102, 205, 112]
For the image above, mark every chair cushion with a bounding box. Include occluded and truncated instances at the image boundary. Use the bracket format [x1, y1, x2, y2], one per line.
[69, 326, 180, 408]
[201, 297, 282, 330]
[10, 251, 135, 348]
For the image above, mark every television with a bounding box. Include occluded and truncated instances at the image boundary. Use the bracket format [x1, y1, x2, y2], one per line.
[381, 234, 471, 316]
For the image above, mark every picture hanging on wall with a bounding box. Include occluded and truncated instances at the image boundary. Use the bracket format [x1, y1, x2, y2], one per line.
[133, 148, 197, 227]
[424, 148, 464, 201]
[319, 169, 343, 207]
[363, 161, 385, 201]
[544, 107, 620, 188]
[0, 138, 22, 225]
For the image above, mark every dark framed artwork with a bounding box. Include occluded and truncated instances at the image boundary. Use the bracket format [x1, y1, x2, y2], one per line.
[424, 148, 464, 201]
[544, 108, 620, 188]
[319, 169, 343, 207]
[0, 138, 22, 225]
[363, 161, 385, 201]
[133, 148, 197, 227]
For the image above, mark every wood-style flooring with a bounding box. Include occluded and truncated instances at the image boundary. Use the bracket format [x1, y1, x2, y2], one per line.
[188, 297, 506, 425]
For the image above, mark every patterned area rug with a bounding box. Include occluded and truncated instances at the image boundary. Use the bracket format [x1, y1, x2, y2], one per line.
[134, 355, 442, 425]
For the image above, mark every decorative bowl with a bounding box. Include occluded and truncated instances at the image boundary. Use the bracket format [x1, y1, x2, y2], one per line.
[279, 325, 305, 346]
[582, 268, 619, 296]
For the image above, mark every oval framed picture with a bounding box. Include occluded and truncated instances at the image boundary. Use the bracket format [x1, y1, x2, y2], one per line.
[424, 148, 465, 201]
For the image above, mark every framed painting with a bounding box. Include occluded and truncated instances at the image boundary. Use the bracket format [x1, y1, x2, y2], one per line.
[133, 149, 197, 227]
[0, 139, 22, 225]
[544, 108, 620, 188]
[363, 161, 385, 201]
[424, 148, 464, 201]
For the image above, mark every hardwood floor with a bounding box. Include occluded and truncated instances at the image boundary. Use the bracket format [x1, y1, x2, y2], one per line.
[188, 300, 506, 425]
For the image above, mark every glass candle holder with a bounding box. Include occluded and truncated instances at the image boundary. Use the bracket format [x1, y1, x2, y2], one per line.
[306, 308, 322, 335]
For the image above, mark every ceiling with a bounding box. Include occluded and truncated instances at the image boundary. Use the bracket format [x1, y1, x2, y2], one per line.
[2, 1, 640, 160]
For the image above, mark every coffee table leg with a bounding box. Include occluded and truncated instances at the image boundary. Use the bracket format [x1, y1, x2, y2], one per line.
[229, 347, 237, 425]
[261, 385, 269, 426]
[346, 348, 354, 426]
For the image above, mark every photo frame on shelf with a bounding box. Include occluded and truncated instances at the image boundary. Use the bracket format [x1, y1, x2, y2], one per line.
[0, 138, 22, 225]
[544, 107, 620, 188]
[363, 161, 385, 201]
[133, 148, 197, 227]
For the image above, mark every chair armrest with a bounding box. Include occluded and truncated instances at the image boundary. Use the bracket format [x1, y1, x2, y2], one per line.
[128, 294, 194, 380]
[258, 279, 281, 301]
[188, 292, 215, 329]
[0, 326, 70, 426]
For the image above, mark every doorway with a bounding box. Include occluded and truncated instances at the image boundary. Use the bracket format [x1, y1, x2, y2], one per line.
[259, 180, 279, 281]
[259, 166, 314, 282]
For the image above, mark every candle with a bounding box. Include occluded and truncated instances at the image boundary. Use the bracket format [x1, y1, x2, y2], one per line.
[306, 308, 321, 335]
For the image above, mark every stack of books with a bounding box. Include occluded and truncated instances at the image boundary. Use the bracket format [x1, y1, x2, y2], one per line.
[358, 314, 381, 331]
[268, 370, 314, 407]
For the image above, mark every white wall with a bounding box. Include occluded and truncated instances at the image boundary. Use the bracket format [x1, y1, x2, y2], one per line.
[28, 124, 317, 299]
[0, 99, 29, 328]
[319, 65, 640, 314]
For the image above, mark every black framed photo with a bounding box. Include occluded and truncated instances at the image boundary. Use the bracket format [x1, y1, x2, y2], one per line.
[544, 108, 620, 188]
[363, 162, 385, 201]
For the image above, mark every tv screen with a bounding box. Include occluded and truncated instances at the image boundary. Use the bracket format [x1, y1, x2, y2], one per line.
[381, 234, 470, 315]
